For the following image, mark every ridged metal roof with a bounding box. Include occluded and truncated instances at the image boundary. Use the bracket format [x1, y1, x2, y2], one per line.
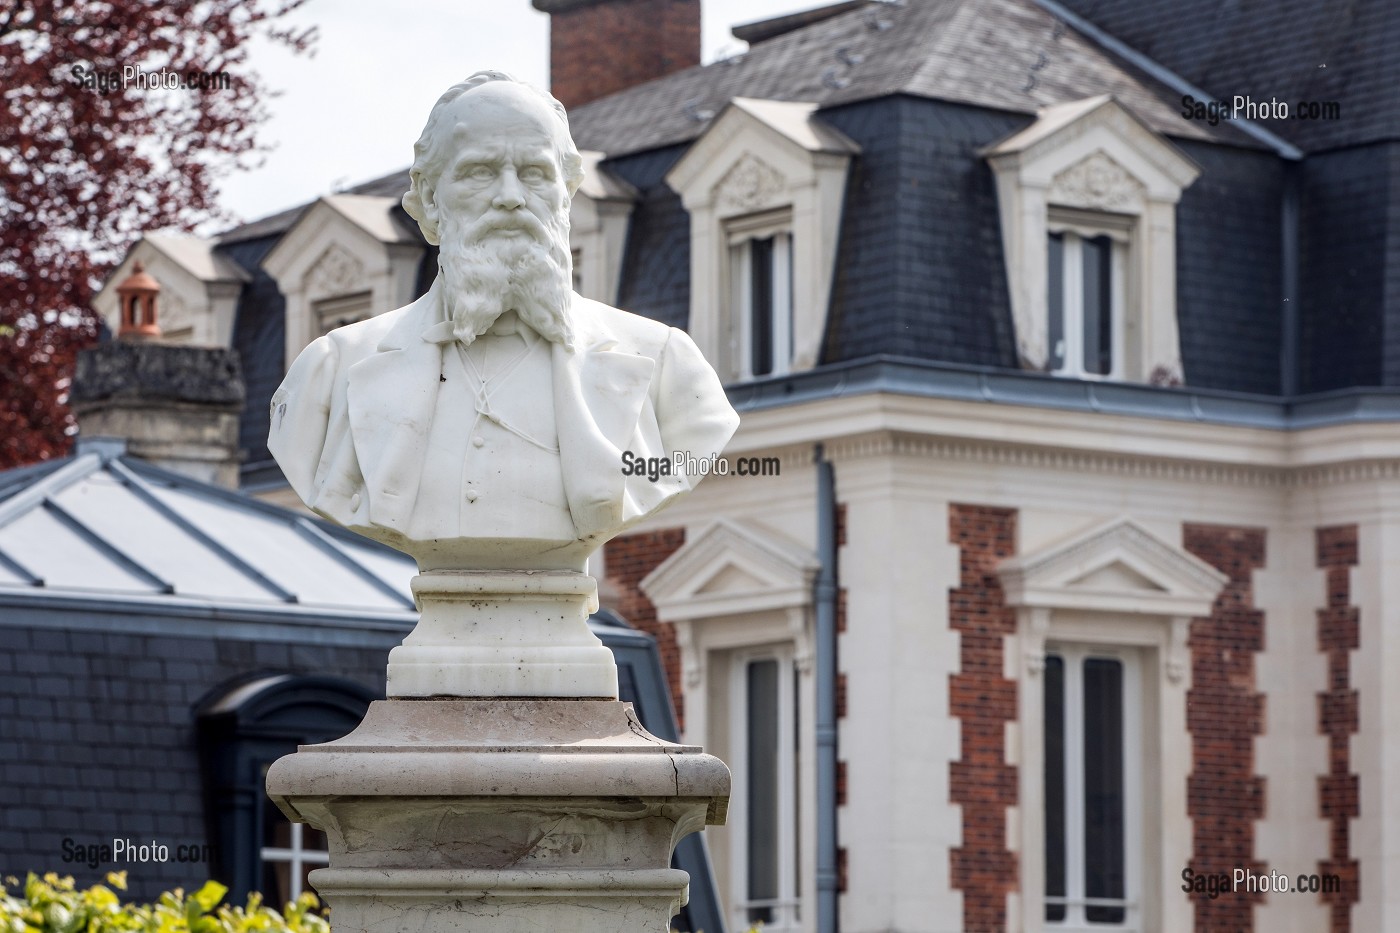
[0, 438, 416, 617]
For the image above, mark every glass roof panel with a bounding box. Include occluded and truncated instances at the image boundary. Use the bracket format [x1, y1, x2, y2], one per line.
[144, 483, 409, 611]
[0, 506, 159, 594]
[48, 473, 275, 602]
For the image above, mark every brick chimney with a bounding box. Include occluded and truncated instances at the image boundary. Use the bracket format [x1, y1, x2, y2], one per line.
[73, 265, 245, 487]
[532, 0, 700, 110]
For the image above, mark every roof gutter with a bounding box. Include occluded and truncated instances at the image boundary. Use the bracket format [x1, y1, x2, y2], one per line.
[1030, 0, 1303, 160]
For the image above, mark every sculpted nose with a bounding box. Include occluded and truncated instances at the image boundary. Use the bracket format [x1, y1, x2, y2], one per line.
[492, 168, 525, 210]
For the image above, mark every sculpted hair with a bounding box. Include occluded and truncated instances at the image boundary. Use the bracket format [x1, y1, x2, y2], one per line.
[402, 70, 585, 245]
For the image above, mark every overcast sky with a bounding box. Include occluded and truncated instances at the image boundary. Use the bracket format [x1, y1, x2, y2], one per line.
[216, 0, 817, 226]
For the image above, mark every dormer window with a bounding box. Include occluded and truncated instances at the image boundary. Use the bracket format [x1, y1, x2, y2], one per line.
[666, 98, 858, 383]
[983, 96, 1199, 385]
[729, 213, 794, 379]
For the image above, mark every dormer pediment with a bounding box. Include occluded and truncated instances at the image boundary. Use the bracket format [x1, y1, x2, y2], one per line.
[983, 95, 1200, 203]
[665, 98, 859, 216]
[262, 195, 419, 291]
[999, 517, 1227, 617]
[262, 195, 424, 368]
[640, 518, 819, 621]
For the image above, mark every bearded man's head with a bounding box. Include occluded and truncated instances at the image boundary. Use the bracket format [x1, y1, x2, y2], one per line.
[402, 72, 585, 348]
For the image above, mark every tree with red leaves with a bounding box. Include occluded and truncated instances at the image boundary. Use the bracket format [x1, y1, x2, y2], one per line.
[0, 0, 315, 469]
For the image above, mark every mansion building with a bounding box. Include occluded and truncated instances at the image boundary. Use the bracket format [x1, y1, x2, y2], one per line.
[76, 0, 1400, 931]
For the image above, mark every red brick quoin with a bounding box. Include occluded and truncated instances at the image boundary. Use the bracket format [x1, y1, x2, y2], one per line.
[948, 505, 1018, 932]
[605, 528, 686, 728]
[1183, 524, 1267, 933]
[1315, 525, 1360, 932]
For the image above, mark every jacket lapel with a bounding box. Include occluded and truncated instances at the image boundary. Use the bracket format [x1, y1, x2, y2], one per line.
[346, 293, 440, 533]
[554, 297, 655, 538]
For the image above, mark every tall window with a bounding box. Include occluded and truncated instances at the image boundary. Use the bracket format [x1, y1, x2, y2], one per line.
[731, 647, 800, 931]
[729, 222, 793, 380]
[1044, 646, 1140, 928]
[1046, 219, 1127, 379]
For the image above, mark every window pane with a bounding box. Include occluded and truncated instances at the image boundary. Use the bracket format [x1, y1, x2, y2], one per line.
[747, 659, 780, 913]
[1044, 654, 1066, 923]
[750, 237, 775, 377]
[1083, 657, 1125, 924]
[1081, 237, 1113, 376]
[1047, 233, 1065, 371]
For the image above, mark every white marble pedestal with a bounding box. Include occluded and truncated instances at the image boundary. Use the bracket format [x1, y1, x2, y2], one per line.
[266, 573, 729, 933]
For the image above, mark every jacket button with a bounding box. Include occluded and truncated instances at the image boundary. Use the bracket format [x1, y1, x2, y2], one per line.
[465, 488, 479, 503]
[350, 493, 361, 510]
[472, 435, 485, 447]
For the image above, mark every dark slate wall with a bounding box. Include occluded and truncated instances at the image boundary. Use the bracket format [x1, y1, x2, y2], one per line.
[220, 236, 287, 471]
[1298, 143, 1388, 392]
[608, 144, 691, 330]
[0, 622, 392, 900]
[823, 95, 1022, 367]
[1173, 140, 1284, 394]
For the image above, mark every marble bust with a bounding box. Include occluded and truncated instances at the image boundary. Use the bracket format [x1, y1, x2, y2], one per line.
[268, 72, 739, 571]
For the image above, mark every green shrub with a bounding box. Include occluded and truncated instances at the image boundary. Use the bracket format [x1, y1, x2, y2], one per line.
[0, 872, 330, 933]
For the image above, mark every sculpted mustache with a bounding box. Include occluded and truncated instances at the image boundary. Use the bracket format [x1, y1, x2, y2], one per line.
[461, 211, 550, 242]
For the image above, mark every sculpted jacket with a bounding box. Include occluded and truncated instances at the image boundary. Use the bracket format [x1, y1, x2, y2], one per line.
[267, 290, 740, 544]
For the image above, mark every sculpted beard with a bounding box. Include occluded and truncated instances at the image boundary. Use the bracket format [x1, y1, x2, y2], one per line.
[436, 202, 575, 349]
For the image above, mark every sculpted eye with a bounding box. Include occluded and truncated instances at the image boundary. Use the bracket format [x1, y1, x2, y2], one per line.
[459, 164, 494, 181]
[519, 165, 547, 182]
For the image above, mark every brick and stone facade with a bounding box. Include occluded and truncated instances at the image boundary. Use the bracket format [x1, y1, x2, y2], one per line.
[1183, 524, 1268, 931]
[1316, 525, 1360, 932]
[948, 504, 1019, 932]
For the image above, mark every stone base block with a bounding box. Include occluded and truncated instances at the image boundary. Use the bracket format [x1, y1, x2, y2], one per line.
[307, 868, 689, 933]
[266, 699, 728, 933]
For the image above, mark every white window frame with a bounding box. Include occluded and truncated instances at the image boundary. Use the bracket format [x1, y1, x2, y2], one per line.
[261, 815, 331, 901]
[729, 644, 801, 933]
[1042, 643, 1143, 931]
[727, 211, 795, 380]
[1046, 212, 1131, 381]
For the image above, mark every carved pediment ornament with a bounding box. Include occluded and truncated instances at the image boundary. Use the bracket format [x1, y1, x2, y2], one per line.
[306, 244, 365, 298]
[712, 153, 787, 213]
[1049, 151, 1145, 211]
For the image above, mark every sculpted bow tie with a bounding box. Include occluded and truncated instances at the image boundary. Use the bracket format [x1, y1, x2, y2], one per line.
[421, 310, 533, 345]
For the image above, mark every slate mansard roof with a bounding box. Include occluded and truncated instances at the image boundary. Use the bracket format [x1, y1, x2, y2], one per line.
[186, 0, 1400, 484]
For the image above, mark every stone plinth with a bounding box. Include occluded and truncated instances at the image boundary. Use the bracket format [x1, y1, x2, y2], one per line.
[267, 698, 728, 933]
[388, 571, 618, 699]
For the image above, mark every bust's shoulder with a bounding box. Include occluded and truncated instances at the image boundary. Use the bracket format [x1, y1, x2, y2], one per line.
[572, 295, 673, 356]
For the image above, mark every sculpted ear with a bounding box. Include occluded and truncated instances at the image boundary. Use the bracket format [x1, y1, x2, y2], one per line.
[421, 181, 440, 227]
